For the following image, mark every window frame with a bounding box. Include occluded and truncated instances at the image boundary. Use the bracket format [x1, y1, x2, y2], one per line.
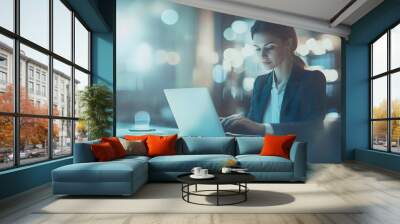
[369, 20, 400, 154]
[0, 0, 92, 171]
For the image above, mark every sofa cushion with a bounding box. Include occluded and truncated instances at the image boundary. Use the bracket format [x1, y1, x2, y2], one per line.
[179, 137, 235, 155]
[101, 137, 127, 158]
[236, 155, 293, 172]
[147, 134, 178, 157]
[53, 158, 147, 183]
[91, 142, 118, 161]
[235, 137, 264, 155]
[73, 140, 100, 163]
[119, 138, 147, 156]
[260, 134, 296, 159]
[149, 154, 235, 172]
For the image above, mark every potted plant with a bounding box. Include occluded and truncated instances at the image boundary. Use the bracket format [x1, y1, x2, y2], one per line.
[79, 84, 113, 140]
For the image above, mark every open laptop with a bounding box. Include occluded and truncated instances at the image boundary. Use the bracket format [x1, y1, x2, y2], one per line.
[164, 88, 226, 137]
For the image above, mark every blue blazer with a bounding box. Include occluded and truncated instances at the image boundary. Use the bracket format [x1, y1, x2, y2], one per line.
[247, 64, 326, 134]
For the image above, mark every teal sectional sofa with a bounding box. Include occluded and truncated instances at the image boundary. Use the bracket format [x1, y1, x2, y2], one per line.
[52, 137, 307, 196]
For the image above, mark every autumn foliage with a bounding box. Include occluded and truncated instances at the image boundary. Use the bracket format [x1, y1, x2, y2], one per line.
[372, 99, 400, 142]
[0, 84, 59, 151]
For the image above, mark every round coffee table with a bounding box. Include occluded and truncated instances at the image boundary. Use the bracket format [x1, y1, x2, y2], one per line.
[177, 173, 255, 206]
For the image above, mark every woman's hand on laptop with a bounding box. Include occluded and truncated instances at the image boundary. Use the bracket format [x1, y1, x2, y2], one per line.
[221, 114, 265, 135]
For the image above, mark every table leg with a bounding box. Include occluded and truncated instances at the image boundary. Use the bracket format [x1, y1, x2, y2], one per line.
[245, 183, 247, 201]
[195, 184, 197, 192]
[187, 184, 190, 202]
[217, 184, 219, 206]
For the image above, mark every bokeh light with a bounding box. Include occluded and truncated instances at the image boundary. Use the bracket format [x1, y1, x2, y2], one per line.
[242, 77, 255, 92]
[322, 69, 339, 82]
[296, 44, 310, 56]
[223, 27, 236, 41]
[306, 38, 326, 55]
[223, 48, 243, 68]
[161, 9, 179, 25]
[212, 64, 227, 83]
[321, 38, 334, 51]
[232, 20, 248, 34]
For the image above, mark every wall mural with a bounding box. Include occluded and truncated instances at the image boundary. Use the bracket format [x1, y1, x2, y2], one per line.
[116, 0, 342, 162]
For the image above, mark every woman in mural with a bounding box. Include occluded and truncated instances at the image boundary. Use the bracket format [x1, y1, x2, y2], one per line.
[221, 21, 327, 136]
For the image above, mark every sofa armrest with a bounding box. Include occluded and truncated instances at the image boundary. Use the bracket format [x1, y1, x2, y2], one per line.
[73, 140, 100, 163]
[289, 141, 307, 181]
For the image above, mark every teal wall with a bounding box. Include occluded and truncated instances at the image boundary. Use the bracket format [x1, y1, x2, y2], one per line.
[0, 158, 72, 199]
[92, 32, 113, 88]
[345, 0, 400, 170]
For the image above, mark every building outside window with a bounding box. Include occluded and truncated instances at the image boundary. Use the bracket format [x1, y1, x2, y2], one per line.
[41, 85, 46, 97]
[28, 81, 34, 94]
[0, 55, 7, 67]
[28, 67, 34, 80]
[0, 71, 6, 84]
[0, 0, 91, 170]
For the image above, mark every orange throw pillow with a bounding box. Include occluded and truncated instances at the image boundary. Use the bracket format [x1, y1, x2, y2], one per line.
[101, 137, 127, 158]
[146, 134, 177, 157]
[260, 134, 296, 159]
[91, 142, 117, 161]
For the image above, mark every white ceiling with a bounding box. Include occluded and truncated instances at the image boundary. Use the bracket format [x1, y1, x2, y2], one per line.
[169, 0, 384, 37]
[225, 0, 353, 23]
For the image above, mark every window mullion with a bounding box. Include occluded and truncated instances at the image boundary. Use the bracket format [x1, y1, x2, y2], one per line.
[48, 0, 54, 160]
[388, 30, 391, 152]
[71, 10, 76, 155]
[13, 0, 21, 167]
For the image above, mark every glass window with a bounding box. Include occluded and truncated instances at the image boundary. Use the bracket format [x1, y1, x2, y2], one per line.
[20, 0, 49, 49]
[19, 117, 49, 165]
[36, 83, 40, 95]
[20, 44, 49, 115]
[74, 18, 89, 70]
[53, 59, 72, 117]
[75, 120, 88, 143]
[53, 119, 72, 158]
[0, 55, 7, 67]
[372, 33, 387, 76]
[0, 71, 7, 84]
[371, 25, 400, 154]
[0, 116, 14, 170]
[0, 34, 14, 113]
[28, 81, 34, 93]
[391, 72, 400, 118]
[53, 0, 72, 60]
[372, 77, 387, 119]
[36, 70, 40, 80]
[372, 121, 388, 151]
[391, 24, 400, 70]
[0, 0, 14, 31]
[391, 120, 400, 153]
[0, 0, 91, 169]
[29, 67, 34, 79]
[41, 85, 46, 96]
[74, 69, 89, 118]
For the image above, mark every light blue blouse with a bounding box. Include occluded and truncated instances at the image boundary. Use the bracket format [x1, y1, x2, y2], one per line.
[263, 73, 288, 133]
